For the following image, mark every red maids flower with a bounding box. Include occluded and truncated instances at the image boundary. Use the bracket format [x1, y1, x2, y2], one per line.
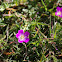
[55, 7, 62, 18]
[16, 30, 30, 43]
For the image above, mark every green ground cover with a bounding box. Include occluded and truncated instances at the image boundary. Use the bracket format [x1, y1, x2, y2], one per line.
[0, 0, 62, 62]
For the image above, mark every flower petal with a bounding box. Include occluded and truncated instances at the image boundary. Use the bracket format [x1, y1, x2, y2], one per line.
[24, 31, 30, 37]
[24, 38, 29, 43]
[55, 11, 62, 17]
[18, 39, 23, 43]
[61, 7, 62, 11]
[57, 7, 61, 11]
[18, 30, 24, 34]
[60, 14, 62, 18]
[55, 12, 57, 16]
[16, 33, 20, 38]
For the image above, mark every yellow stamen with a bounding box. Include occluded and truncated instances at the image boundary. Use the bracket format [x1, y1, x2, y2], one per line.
[20, 35, 25, 40]
[57, 11, 61, 15]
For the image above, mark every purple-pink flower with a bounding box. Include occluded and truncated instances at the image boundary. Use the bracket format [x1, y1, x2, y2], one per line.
[16, 30, 30, 43]
[55, 7, 62, 18]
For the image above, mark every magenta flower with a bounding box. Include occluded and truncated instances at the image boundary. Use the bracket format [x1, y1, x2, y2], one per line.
[37, 12, 39, 14]
[16, 30, 30, 43]
[55, 7, 62, 18]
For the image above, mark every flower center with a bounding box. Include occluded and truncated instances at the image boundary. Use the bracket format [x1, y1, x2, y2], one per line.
[20, 35, 25, 40]
[57, 11, 61, 15]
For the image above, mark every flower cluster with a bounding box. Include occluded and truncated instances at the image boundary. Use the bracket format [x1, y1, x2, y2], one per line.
[16, 30, 30, 43]
[55, 7, 62, 18]
[16, 7, 62, 43]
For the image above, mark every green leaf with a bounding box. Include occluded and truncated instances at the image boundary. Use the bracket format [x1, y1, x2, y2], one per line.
[0, 5, 5, 12]
[37, 22, 49, 26]
[0, 23, 7, 27]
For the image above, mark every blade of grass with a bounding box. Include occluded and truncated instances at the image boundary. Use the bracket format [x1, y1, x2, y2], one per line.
[53, 18, 56, 38]
[50, 14, 51, 37]
[37, 24, 47, 38]
[41, 0, 47, 11]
